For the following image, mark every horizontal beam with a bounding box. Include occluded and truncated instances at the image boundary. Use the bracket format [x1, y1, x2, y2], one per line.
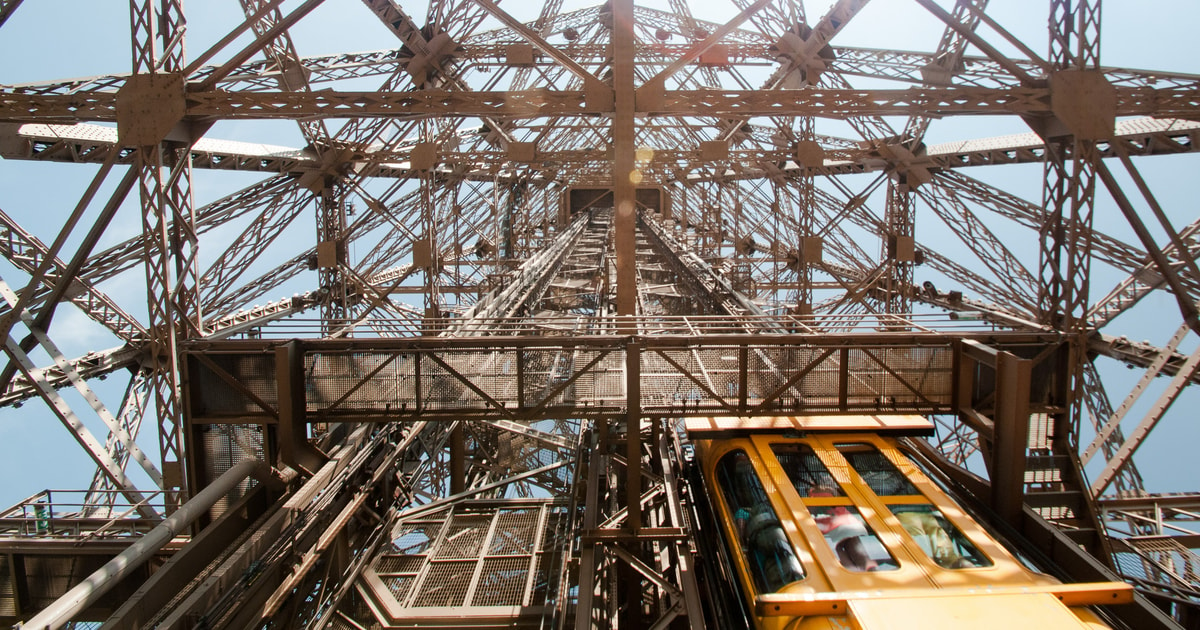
[185, 330, 1060, 426]
[1091, 333, 1200, 387]
[2, 86, 1195, 123]
[0, 345, 143, 408]
[756, 582, 1133, 617]
[1098, 492, 1200, 513]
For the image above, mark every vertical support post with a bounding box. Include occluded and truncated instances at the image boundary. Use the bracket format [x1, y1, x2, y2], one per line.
[625, 341, 641, 531]
[318, 182, 349, 332]
[838, 347, 850, 411]
[612, 0, 637, 318]
[131, 0, 195, 510]
[738, 345, 749, 414]
[413, 351, 422, 414]
[516, 347, 526, 410]
[450, 423, 465, 494]
[883, 177, 915, 314]
[953, 339, 971, 414]
[575, 442, 602, 630]
[1040, 0, 1103, 445]
[276, 340, 326, 475]
[795, 116, 817, 314]
[992, 350, 1031, 523]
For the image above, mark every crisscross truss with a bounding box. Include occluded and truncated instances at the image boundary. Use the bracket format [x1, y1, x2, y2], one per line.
[2, 0, 1200, 625]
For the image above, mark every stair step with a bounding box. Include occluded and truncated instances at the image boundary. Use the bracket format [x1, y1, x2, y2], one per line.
[1024, 469, 1063, 483]
[1024, 490, 1084, 511]
[1025, 453, 1071, 470]
[1062, 527, 1100, 545]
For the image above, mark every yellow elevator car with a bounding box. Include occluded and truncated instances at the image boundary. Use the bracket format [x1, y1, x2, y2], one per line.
[686, 416, 1133, 630]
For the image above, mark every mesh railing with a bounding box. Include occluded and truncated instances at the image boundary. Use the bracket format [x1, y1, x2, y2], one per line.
[221, 312, 1012, 338]
[189, 336, 976, 420]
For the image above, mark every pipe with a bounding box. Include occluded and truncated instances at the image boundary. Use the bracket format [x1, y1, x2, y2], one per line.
[18, 459, 263, 630]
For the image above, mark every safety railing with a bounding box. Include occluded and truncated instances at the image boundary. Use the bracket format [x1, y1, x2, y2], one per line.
[0, 489, 163, 539]
[185, 330, 1060, 423]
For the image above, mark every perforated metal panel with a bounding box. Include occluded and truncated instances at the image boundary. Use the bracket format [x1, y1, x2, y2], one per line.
[0, 555, 13, 617]
[198, 424, 263, 517]
[189, 353, 277, 414]
[191, 340, 959, 421]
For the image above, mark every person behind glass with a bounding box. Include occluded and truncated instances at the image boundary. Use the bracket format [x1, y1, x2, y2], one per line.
[728, 452, 804, 589]
[895, 509, 976, 569]
[809, 486, 878, 572]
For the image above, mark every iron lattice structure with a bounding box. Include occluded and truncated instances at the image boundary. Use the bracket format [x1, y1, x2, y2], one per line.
[0, 0, 1199, 627]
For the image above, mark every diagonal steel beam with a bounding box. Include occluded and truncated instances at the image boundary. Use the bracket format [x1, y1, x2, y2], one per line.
[237, 0, 331, 147]
[0, 206, 145, 342]
[1088, 209, 1200, 327]
[195, 0, 328, 90]
[0, 275, 162, 489]
[468, 0, 607, 91]
[0, 345, 142, 408]
[199, 185, 309, 309]
[0, 0, 23, 29]
[84, 369, 152, 511]
[1092, 341, 1200, 496]
[1094, 156, 1200, 335]
[0, 150, 120, 345]
[903, 0, 988, 144]
[640, 0, 773, 91]
[764, 0, 873, 90]
[1082, 323, 1188, 468]
[913, 0, 1038, 87]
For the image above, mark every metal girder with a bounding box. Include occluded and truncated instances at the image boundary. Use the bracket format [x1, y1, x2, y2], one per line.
[193, 0, 329, 92]
[0, 148, 123, 364]
[762, 0, 871, 90]
[914, 0, 1037, 87]
[185, 327, 1058, 426]
[1095, 158, 1200, 337]
[1079, 358, 1148, 498]
[198, 184, 310, 311]
[7, 45, 1193, 99]
[5, 310, 161, 494]
[1092, 341, 1200, 496]
[901, 0, 988, 144]
[3, 84, 1195, 123]
[469, 0, 605, 91]
[0, 121, 318, 171]
[83, 367, 153, 512]
[1089, 211, 1200, 328]
[935, 170, 1200, 301]
[238, 0, 331, 147]
[916, 183, 1039, 309]
[17, 117, 1200, 180]
[0, 344, 142, 408]
[10, 117, 1199, 201]
[0, 324, 157, 518]
[923, 117, 1200, 173]
[641, 213, 768, 318]
[0, 0, 23, 28]
[137, 139, 199, 507]
[0, 206, 145, 343]
[813, 183, 1030, 314]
